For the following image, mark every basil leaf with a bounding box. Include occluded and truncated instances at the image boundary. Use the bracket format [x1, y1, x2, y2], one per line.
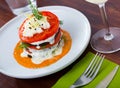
[59, 20, 63, 25]
[19, 42, 30, 49]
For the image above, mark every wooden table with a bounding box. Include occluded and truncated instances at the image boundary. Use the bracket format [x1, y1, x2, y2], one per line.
[0, 0, 120, 88]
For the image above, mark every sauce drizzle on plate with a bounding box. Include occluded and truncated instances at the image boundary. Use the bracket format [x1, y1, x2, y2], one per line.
[14, 30, 72, 68]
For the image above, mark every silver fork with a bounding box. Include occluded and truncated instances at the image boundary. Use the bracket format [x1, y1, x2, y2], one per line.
[70, 52, 105, 88]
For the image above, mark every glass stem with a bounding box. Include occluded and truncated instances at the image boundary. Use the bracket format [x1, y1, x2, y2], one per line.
[98, 3, 114, 40]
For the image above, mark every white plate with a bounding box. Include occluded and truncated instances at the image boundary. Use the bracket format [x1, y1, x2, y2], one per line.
[0, 6, 91, 79]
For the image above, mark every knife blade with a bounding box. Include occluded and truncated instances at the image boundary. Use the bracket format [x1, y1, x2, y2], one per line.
[96, 65, 119, 88]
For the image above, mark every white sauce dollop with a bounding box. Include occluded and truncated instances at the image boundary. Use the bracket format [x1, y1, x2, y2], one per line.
[23, 16, 50, 37]
[30, 33, 56, 45]
[21, 39, 64, 64]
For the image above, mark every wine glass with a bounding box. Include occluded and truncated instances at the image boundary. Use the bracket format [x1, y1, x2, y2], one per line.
[85, 0, 120, 53]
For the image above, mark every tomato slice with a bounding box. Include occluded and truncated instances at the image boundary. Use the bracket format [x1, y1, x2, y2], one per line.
[19, 11, 59, 43]
[29, 29, 62, 50]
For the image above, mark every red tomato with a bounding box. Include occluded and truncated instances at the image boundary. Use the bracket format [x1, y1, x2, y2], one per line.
[29, 29, 62, 50]
[19, 11, 59, 43]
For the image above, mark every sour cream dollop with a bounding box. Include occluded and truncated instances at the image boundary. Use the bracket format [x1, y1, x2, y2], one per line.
[21, 39, 64, 64]
[23, 16, 50, 37]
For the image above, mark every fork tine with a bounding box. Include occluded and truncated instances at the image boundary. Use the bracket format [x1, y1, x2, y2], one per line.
[84, 53, 104, 77]
[84, 52, 99, 75]
[88, 54, 105, 78]
[85, 54, 100, 77]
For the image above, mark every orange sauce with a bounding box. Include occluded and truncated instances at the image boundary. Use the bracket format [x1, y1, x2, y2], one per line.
[13, 30, 72, 68]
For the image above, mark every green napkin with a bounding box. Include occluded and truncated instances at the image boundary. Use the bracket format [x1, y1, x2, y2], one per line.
[52, 52, 120, 88]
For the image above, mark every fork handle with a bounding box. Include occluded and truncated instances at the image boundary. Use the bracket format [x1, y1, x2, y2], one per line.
[70, 78, 84, 88]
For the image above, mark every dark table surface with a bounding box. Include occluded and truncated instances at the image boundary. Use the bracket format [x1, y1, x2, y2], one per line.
[0, 0, 120, 88]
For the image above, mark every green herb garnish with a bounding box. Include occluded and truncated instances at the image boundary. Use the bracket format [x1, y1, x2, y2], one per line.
[28, 0, 43, 20]
[41, 46, 46, 49]
[39, 42, 48, 49]
[59, 20, 63, 25]
[52, 49, 56, 54]
[41, 45, 46, 49]
[19, 42, 30, 49]
[62, 35, 67, 42]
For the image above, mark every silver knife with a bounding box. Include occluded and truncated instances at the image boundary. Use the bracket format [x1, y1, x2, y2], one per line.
[96, 65, 119, 88]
